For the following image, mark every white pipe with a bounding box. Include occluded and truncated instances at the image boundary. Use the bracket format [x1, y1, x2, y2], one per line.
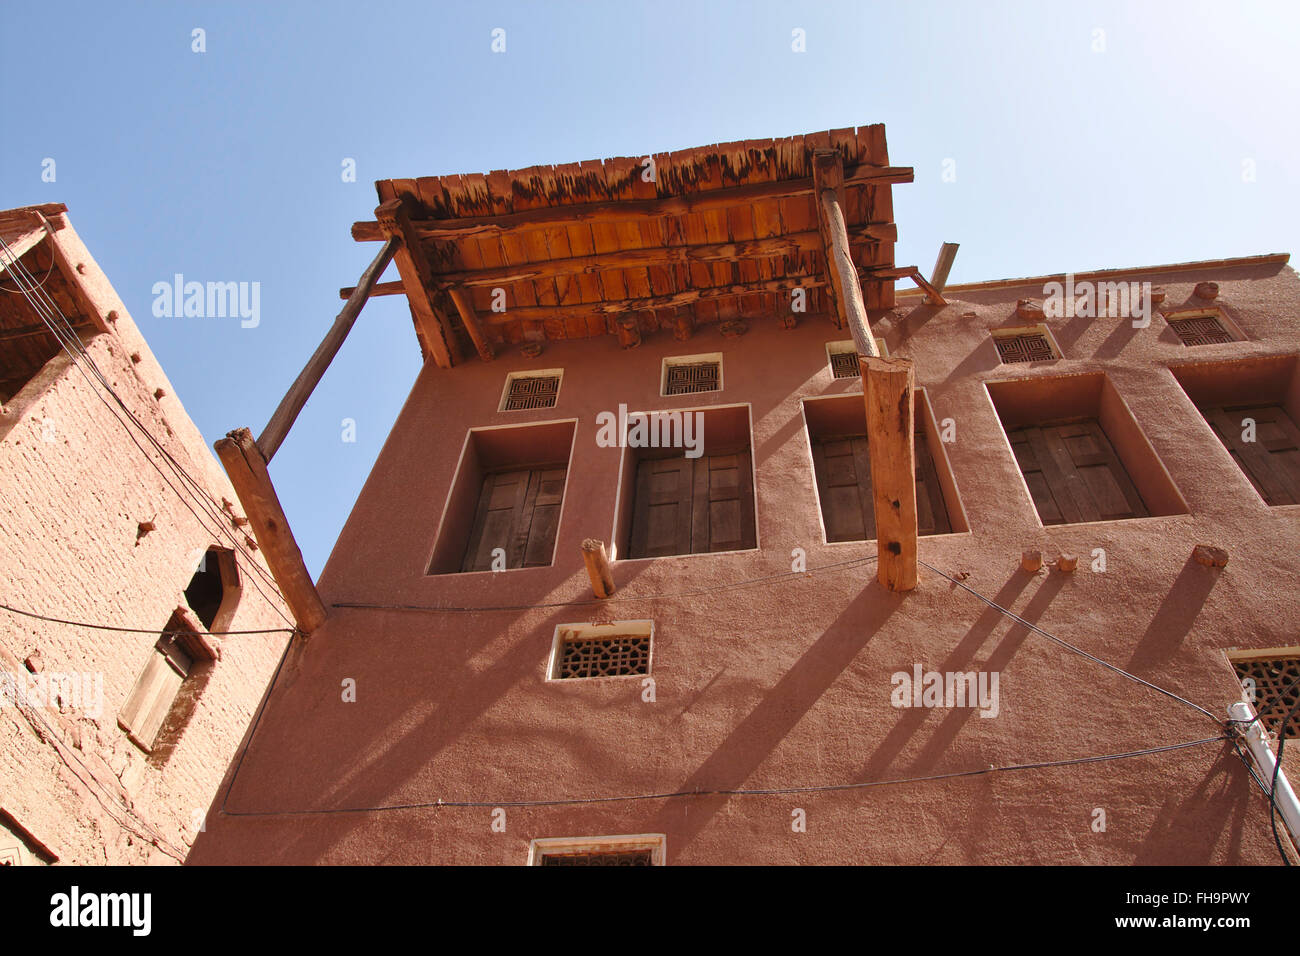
[1228, 700, 1300, 847]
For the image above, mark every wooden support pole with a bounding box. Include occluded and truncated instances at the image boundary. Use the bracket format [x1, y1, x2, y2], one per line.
[862, 356, 919, 592]
[447, 286, 495, 362]
[813, 150, 879, 357]
[257, 237, 398, 461]
[910, 269, 948, 307]
[375, 198, 460, 368]
[581, 539, 616, 598]
[350, 167, 913, 242]
[214, 427, 328, 635]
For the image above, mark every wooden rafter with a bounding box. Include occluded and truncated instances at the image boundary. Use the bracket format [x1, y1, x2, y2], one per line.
[447, 286, 494, 362]
[374, 198, 460, 368]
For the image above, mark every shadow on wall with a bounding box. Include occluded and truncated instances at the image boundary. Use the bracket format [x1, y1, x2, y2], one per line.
[1127, 554, 1220, 674]
[646, 581, 902, 859]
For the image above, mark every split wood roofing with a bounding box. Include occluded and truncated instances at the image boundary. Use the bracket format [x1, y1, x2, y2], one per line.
[349, 125, 913, 366]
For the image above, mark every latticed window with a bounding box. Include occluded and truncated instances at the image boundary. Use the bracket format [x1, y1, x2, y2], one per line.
[995, 332, 1057, 363]
[502, 373, 560, 410]
[553, 624, 651, 679]
[1168, 315, 1234, 346]
[830, 351, 859, 379]
[1234, 656, 1300, 738]
[541, 850, 654, 866]
[664, 360, 720, 395]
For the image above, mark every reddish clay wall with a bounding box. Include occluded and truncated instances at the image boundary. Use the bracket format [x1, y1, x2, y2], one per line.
[0, 216, 291, 864]
[192, 257, 1299, 865]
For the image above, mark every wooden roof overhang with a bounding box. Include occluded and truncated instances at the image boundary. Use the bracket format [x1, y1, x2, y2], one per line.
[346, 125, 923, 366]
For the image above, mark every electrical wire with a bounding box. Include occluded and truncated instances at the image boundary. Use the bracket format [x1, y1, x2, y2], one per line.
[0, 601, 294, 637]
[219, 735, 1228, 817]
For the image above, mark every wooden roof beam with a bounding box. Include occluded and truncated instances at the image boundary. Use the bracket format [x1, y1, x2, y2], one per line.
[338, 224, 897, 299]
[374, 198, 460, 368]
[447, 286, 494, 362]
[351, 164, 913, 242]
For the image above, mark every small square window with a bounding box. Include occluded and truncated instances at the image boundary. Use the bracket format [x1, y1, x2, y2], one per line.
[549, 621, 653, 680]
[1231, 653, 1300, 739]
[991, 326, 1060, 364]
[1167, 313, 1236, 346]
[661, 354, 722, 396]
[826, 339, 888, 379]
[500, 370, 562, 411]
[529, 834, 666, 866]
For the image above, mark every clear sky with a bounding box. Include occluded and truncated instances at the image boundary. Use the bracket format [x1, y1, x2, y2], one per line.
[2, 0, 1297, 575]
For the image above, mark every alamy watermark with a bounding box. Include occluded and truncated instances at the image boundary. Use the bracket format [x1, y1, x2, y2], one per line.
[1043, 273, 1152, 328]
[1, 669, 103, 719]
[891, 664, 1000, 718]
[594, 404, 704, 459]
[152, 274, 260, 328]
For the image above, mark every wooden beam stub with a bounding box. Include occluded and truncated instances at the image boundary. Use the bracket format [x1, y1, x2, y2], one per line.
[581, 538, 616, 599]
[862, 355, 918, 592]
[214, 427, 327, 635]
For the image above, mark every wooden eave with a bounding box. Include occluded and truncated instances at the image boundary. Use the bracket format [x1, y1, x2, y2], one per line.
[348, 125, 914, 365]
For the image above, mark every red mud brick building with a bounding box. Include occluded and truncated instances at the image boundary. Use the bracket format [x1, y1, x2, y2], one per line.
[182, 125, 1297, 865]
[0, 205, 292, 865]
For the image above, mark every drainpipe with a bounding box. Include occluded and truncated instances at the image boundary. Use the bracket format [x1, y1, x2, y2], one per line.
[1228, 701, 1300, 848]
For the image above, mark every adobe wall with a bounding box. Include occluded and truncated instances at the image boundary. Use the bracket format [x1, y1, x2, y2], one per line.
[0, 217, 291, 864]
[192, 257, 1299, 864]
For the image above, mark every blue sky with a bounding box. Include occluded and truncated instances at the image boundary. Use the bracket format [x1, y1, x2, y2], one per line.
[2, 0, 1297, 575]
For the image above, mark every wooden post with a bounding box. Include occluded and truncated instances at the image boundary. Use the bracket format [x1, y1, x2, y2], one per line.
[928, 242, 959, 302]
[447, 286, 495, 362]
[862, 356, 919, 592]
[581, 539, 616, 598]
[257, 237, 398, 461]
[812, 150, 879, 358]
[215, 427, 328, 635]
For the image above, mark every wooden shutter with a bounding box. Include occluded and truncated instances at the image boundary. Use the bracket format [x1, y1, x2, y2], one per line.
[1008, 419, 1148, 524]
[461, 466, 566, 571]
[118, 638, 192, 751]
[1204, 403, 1300, 505]
[811, 433, 951, 541]
[629, 452, 756, 558]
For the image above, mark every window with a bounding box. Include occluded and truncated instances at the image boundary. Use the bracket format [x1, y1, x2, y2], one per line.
[549, 621, 652, 680]
[826, 339, 889, 379]
[1231, 653, 1300, 739]
[499, 370, 562, 411]
[461, 466, 566, 571]
[988, 373, 1188, 526]
[803, 392, 967, 542]
[429, 420, 576, 574]
[662, 354, 721, 396]
[1006, 419, 1148, 524]
[118, 549, 235, 757]
[529, 834, 666, 866]
[1166, 311, 1236, 346]
[992, 325, 1060, 364]
[1169, 356, 1300, 507]
[1201, 404, 1300, 505]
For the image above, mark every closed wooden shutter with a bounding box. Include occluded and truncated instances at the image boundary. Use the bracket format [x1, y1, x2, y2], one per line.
[1203, 403, 1300, 505]
[118, 637, 192, 751]
[811, 433, 952, 541]
[629, 452, 756, 558]
[461, 466, 566, 571]
[1007, 418, 1147, 524]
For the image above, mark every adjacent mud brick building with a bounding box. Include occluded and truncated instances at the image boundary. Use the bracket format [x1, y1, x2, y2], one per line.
[190, 125, 1300, 864]
[0, 205, 292, 865]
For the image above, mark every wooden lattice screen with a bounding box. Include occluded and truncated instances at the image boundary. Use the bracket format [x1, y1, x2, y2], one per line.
[1168, 316, 1234, 346]
[556, 630, 651, 679]
[830, 351, 860, 379]
[540, 849, 654, 866]
[1233, 657, 1300, 739]
[995, 333, 1057, 364]
[664, 361, 720, 395]
[503, 375, 560, 410]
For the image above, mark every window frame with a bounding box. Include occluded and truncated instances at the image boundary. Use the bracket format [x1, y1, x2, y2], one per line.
[528, 833, 667, 866]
